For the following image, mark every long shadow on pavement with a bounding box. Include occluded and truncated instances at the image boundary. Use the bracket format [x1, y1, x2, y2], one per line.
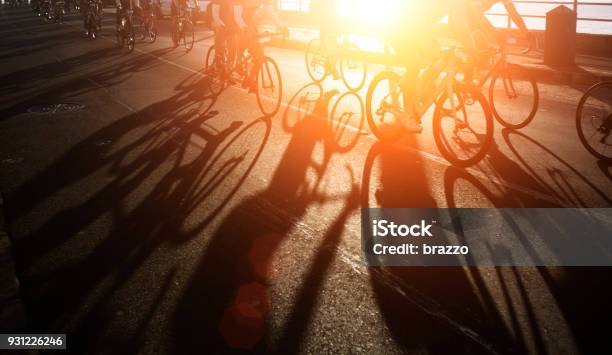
[171, 85, 361, 353]
[361, 140, 521, 354]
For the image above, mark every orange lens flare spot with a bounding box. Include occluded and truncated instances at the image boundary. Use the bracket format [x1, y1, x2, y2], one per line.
[236, 282, 272, 314]
[219, 303, 266, 349]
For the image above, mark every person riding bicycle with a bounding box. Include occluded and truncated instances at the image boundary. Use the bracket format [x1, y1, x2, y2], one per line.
[310, 0, 340, 80]
[388, 0, 474, 133]
[82, 0, 101, 36]
[116, 0, 135, 32]
[172, 0, 195, 22]
[210, 0, 235, 71]
[463, 0, 532, 50]
[134, 0, 148, 18]
[210, 0, 283, 90]
[237, 0, 284, 91]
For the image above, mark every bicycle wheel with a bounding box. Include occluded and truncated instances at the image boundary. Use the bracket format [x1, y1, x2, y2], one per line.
[116, 31, 124, 48]
[339, 43, 367, 91]
[433, 83, 493, 167]
[365, 70, 405, 142]
[171, 23, 179, 48]
[88, 16, 97, 39]
[183, 20, 194, 52]
[305, 39, 328, 83]
[133, 15, 145, 40]
[256, 56, 283, 117]
[146, 17, 157, 43]
[489, 64, 539, 129]
[205, 46, 226, 96]
[205, 45, 216, 70]
[576, 81, 612, 162]
[330, 91, 365, 152]
[127, 30, 135, 53]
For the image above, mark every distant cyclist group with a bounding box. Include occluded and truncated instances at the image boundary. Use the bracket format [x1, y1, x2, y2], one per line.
[15, 0, 609, 162]
[307, 0, 538, 166]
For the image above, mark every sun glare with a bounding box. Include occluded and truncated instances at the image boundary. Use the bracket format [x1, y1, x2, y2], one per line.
[336, 0, 402, 27]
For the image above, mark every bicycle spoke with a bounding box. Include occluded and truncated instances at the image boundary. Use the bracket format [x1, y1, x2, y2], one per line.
[490, 69, 538, 129]
[434, 85, 493, 166]
[576, 82, 612, 161]
[256, 57, 282, 116]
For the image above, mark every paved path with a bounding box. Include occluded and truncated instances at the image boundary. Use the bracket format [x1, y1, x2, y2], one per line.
[0, 5, 611, 354]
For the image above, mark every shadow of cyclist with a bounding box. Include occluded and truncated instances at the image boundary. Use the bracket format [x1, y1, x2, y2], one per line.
[171, 88, 359, 353]
[362, 137, 521, 354]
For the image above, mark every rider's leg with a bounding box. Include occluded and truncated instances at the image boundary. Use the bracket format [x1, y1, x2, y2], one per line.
[214, 27, 231, 74]
[321, 23, 340, 80]
[116, 8, 122, 31]
[328, 32, 340, 79]
[82, 3, 88, 31]
[390, 35, 422, 133]
[244, 29, 263, 92]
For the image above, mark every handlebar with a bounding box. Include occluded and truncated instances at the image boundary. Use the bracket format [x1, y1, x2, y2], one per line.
[255, 27, 289, 40]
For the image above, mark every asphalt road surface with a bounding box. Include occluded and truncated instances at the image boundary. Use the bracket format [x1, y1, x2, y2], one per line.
[1, 5, 611, 355]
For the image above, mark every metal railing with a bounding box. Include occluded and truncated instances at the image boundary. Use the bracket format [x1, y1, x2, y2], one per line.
[486, 0, 612, 29]
[277, 0, 612, 33]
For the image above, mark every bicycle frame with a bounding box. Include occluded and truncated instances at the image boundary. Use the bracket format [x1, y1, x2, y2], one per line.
[237, 30, 284, 81]
[176, 8, 192, 32]
[385, 50, 461, 122]
[87, 1, 100, 26]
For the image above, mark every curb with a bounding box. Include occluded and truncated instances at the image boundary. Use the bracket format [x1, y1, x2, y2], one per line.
[0, 192, 28, 333]
[518, 62, 612, 86]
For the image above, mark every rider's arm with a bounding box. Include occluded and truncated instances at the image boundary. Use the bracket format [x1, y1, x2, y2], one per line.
[233, 4, 248, 30]
[449, 1, 477, 51]
[211, 1, 225, 27]
[502, 0, 529, 36]
[171, 0, 179, 16]
[262, 0, 282, 28]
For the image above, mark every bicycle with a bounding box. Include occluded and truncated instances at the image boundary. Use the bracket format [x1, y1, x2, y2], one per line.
[576, 81, 612, 162]
[40, 0, 52, 21]
[471, 38, 539, 129]
[172, 8, 194, 52]
[205, 29, 285, 117]
[133, 5, 157, 43]
[116, 7, 136, 53]
[54, 0, 64, 23]
[365, 47, 494, 167]
[305, 35, 367, 91]
[85, 0, 102, 39]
